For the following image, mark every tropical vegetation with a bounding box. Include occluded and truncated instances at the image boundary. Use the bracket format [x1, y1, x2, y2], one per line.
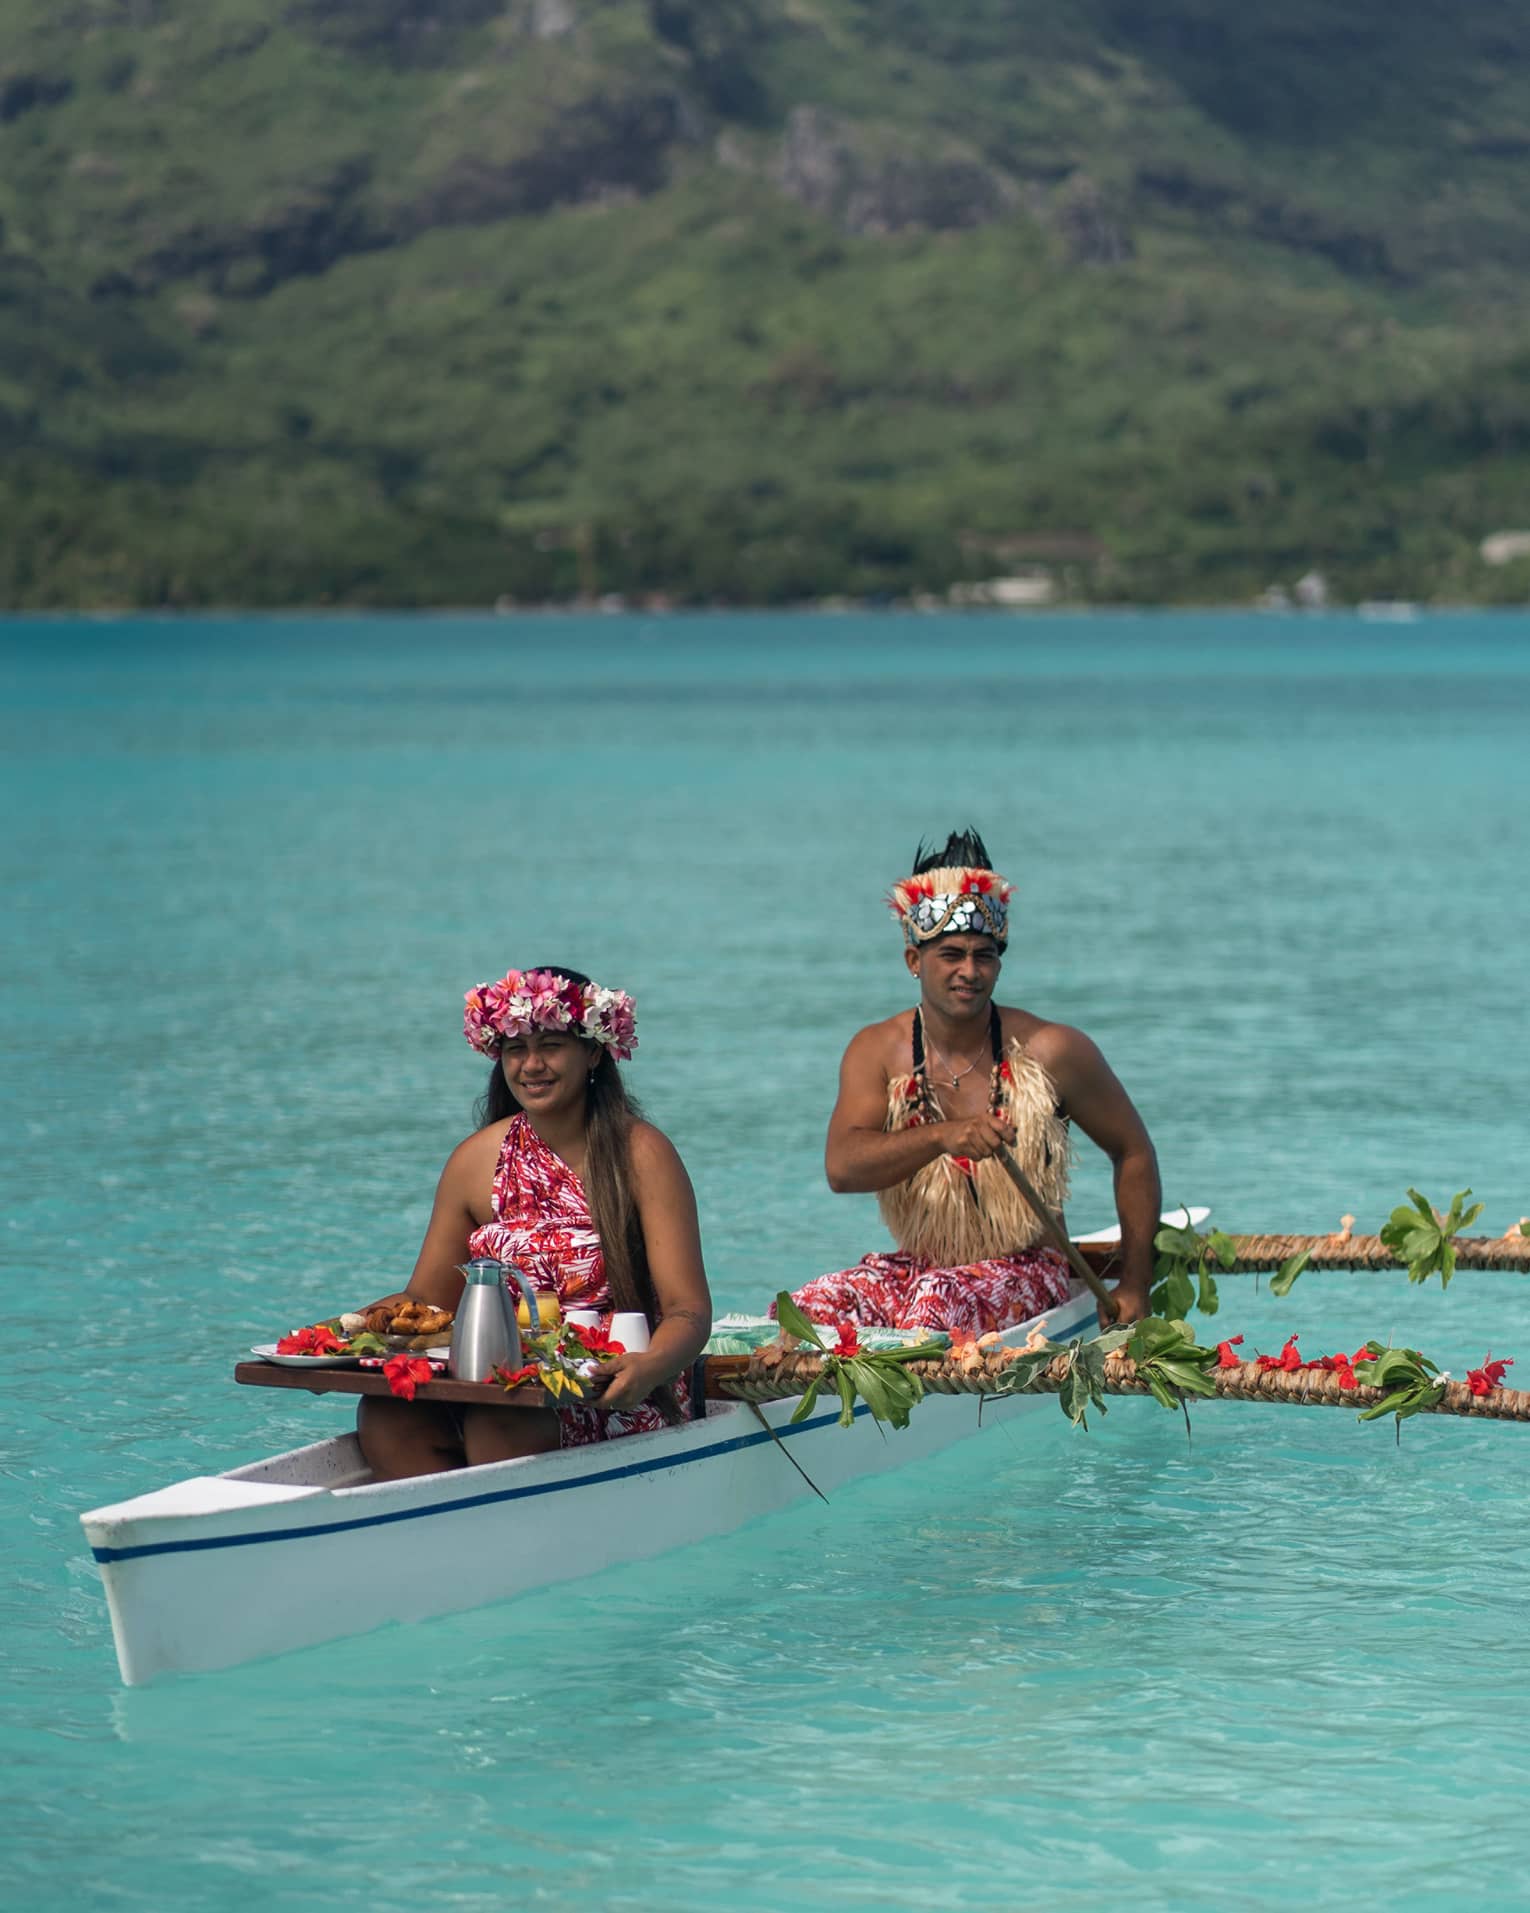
[4, 0, 1530, 606]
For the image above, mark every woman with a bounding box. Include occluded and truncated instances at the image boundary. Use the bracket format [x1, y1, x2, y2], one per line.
[357, 967, 712, 1481]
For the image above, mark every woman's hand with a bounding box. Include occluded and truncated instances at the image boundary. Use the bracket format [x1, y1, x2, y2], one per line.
[588, 1350, 670, 1413]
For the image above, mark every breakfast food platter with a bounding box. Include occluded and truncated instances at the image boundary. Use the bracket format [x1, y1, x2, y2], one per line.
[257, 1299, 459, 1364]
[249, 1344, 366, 1368]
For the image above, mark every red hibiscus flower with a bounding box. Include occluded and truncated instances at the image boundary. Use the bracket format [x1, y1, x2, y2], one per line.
[1285, 1345, 1369, 1389]
[570, 1323, 625, 1357]
[491, 1362, 539, 1390]
[1467, 1354, 1513, 1397]
[276, 1324, 344, 1356]
[383, 1354, 434, 1401]
[1215, 1335, 1245, 1368]
[833, 1321, 862, 1358]
[1256, 1335, 1303, 1372]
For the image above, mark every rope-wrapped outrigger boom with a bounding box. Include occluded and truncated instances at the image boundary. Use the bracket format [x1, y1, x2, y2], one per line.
[706, 1349, 1530, 1423]
[1078, 1231, 1530, 1276]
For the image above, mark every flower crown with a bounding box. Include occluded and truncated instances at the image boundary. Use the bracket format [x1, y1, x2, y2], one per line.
[463, 969, 637, 1061]
[887, 865, 1013, 948]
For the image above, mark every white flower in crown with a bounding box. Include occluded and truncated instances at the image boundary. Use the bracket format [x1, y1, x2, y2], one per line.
[581, 984, 638, 1059]
[465, 967, 636, 1059]
[501, 988, 537, 1031]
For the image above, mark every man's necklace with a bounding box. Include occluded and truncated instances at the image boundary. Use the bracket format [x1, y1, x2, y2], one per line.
[923, 1034, 986, 1091]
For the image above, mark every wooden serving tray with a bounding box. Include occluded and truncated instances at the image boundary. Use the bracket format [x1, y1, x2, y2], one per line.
[233, 1361, 568, 1412]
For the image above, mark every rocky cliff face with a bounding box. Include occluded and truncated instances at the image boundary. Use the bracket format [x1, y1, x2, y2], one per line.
[10, 0, 1524, 307]
[110, 159, 386, 299]
[408, 82, 689, 229]
[773, 107, 1019, 237]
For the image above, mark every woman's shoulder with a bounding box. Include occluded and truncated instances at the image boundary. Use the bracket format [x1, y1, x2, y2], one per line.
[444, 1115, 516, 1179]
[626, 1119, 692, 1184]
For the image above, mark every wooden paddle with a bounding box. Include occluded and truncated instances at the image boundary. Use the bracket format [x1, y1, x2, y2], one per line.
[997, 1146, 1123, 1321]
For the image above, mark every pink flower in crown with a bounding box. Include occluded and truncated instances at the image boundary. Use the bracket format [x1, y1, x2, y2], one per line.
[463, 984, 500, 1056]
[464, 968, 535, 1054]
[557, 975, 588, 1027]
[496, 974, 538, 1038]
[465, 966, 636, 1059]
[582, 985, 638, 1059]
[526, 970, 577, 1031]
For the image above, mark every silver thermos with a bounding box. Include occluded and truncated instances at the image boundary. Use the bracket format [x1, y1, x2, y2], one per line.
[449, 1260, 544, 1382]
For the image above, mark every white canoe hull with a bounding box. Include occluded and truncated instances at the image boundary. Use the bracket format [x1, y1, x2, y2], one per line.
[83, 1289, 1097, 1684]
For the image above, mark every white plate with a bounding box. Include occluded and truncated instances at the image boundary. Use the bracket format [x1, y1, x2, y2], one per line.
[250, 1344, 362, 1368]
[1070, 1204, 1211, 1245]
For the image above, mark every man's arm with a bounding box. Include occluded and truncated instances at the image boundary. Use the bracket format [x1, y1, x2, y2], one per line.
[825, 1026, 1016, 1194]
[1032, 1024, 1161, 1322]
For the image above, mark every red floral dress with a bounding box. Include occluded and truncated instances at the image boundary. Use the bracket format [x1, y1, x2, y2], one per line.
[468, 1114, 611, 1313]
[467, 1114, 687, 1447]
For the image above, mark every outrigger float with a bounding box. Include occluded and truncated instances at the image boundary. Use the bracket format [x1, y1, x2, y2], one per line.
[82, 1217, 1530, 1685]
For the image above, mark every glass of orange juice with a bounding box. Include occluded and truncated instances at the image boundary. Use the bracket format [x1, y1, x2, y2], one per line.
[515, 1287, 562, 1335]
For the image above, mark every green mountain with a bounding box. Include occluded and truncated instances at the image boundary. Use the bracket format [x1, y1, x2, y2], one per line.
[4, 0, 1530, 607]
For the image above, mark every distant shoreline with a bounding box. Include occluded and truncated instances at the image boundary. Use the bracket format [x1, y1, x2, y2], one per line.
[3, 601, 1528, 622]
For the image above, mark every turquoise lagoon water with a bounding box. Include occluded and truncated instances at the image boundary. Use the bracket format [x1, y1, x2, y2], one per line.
[4, 610, 1530, 1909]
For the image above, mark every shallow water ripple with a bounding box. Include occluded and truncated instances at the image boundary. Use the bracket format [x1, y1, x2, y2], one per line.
[3, 613, 1529, 1908]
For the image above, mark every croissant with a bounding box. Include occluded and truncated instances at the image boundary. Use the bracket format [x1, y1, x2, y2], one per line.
[386, 1300, 454, 1336]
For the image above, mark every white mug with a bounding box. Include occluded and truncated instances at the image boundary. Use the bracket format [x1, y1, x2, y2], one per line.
[609, 1311, 652, 1353]
[564, 1308, 603, 1331]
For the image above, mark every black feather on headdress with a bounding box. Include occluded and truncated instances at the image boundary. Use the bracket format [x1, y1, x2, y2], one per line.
[911, 828, 994, 876]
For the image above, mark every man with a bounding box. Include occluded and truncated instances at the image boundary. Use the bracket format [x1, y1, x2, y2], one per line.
[791, 828, 1158, 1334]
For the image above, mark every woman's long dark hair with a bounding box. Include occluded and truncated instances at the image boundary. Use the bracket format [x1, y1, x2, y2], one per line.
[474, 969, 660, 1331]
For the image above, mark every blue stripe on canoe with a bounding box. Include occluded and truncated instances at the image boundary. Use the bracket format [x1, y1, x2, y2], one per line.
[89, 1402, 878, 1564]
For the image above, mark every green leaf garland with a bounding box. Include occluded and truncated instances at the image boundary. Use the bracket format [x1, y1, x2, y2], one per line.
[1150, 1215, 1235, 1319]
[1379, 1187, 1484, 1288]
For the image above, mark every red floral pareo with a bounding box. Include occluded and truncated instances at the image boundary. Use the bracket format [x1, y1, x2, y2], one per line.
[467, 1114, 612, 1312]
[784, 1247, 1073, 1338]
[466, 1115, 683, 1447]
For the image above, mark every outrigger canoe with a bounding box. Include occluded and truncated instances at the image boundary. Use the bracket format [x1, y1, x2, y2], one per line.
[84, 1191, 1530, 1685]
[83, 1281, 1113, 1686]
